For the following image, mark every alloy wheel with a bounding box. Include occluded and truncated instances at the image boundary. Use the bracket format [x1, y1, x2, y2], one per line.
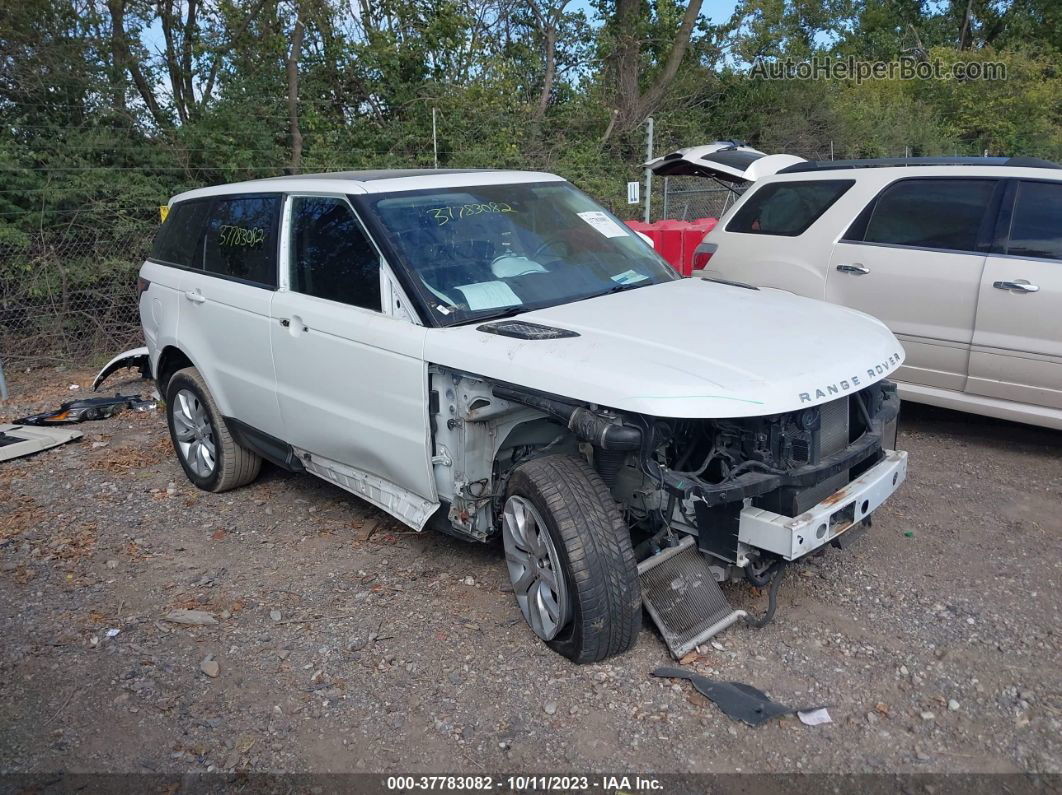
[171, 388, 217, 478]
[501, 495, 571, 640]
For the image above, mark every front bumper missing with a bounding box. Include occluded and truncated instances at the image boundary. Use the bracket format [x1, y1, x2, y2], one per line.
[738, 449, 908, 561]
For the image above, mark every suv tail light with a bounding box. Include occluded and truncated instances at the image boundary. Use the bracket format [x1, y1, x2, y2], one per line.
[692, 241, 718, 271]
[136, 277, 151, 298]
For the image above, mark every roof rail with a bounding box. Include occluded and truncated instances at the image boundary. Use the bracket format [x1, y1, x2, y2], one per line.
[777, 156, 1062, 174]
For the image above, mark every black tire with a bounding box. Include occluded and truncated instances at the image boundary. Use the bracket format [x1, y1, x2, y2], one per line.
[165, 367, 261, 493]
[505, 454, 641, 663]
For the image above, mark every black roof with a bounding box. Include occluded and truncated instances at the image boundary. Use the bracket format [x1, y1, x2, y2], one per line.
[778, 156, 1061, 174]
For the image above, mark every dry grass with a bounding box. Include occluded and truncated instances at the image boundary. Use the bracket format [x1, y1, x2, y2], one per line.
[89, 435, 170, 472]
[1, 495, 45, 543]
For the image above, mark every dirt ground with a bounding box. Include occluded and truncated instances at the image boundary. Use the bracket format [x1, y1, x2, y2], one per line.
[1, 366, 1060, 777]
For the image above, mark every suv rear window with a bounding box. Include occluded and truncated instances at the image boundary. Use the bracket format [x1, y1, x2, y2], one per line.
[150, 200, 211, 268]
[726, 180, 853, 236]
[852, 178, 996, 253]
[1007, 181, 1062, 261]
[203, 196, 280, 287]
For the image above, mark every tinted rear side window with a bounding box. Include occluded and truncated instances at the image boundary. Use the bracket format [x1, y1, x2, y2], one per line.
[203, 196, 280, 286]
[859, 178, 996, 253]
[726, 180, 853, 236]
[289, 196, 381, 311]
[150, 200, 210, 268]
[1007, 181, 1062, 261]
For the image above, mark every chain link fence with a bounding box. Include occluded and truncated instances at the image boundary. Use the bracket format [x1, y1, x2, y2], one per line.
[658, 176, 747, 222]
[0, 234, 147, 367]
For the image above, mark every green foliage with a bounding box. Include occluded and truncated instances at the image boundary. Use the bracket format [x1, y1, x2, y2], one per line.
[0, 0, 1059, 240]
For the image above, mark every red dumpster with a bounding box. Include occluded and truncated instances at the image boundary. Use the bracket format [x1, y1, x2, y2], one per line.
[624, 218, 718, 276]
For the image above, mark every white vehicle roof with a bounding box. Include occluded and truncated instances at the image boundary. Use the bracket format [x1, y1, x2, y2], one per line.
[754, 162, 1062, 185]
[169, 169, 567, 205]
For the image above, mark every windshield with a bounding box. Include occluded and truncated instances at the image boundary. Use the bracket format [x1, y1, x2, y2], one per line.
[358, 181, 678, 325]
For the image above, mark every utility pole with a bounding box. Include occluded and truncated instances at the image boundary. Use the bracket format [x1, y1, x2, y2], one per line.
[432, 108, 439, 169]
[643, 116, 654, 223]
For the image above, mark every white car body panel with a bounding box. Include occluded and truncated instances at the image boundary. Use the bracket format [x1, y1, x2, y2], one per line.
[92, 346, 150, 391]
[423, 278, 904, 419]
[139, 259, 183, 377]
[969, 253, 1062, 410]
[269, 289, 436, 504]
[702, 164, 1062, 428]
[177, 268, 284, 438]
[826, 241, 984, 393]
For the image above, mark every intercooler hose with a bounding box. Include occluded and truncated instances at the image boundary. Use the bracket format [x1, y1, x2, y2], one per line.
[594, 448, 627, 487]
[491, 386, 642, 451]
[744, 560, 788, 629]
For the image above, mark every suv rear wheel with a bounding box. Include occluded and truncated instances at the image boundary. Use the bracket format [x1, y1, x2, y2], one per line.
[502, 454, 641, 663]
[165, 367, 261, 493]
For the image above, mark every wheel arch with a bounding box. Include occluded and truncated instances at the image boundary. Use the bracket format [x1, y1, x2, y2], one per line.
[156, 345, 197, 396]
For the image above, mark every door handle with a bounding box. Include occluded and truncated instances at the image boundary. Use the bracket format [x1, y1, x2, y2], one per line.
[278, 317, 309, 332]
[836, 264, 870, 275]
[183, 290, 206, 304]
[993, 279, 1040, 293]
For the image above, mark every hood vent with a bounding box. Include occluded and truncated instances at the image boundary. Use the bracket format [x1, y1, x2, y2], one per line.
[477, 320, 580, 340]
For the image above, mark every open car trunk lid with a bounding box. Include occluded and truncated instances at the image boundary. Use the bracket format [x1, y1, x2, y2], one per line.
[646, 142, 806, 183]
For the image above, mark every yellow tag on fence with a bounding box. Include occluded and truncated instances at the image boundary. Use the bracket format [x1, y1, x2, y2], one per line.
[159, 205, 170, 222]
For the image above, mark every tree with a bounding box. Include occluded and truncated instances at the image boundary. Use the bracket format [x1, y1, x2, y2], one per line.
[599, 0, 707, 141]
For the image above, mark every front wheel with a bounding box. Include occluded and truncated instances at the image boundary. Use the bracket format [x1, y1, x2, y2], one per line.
[502, 454, 641, 663]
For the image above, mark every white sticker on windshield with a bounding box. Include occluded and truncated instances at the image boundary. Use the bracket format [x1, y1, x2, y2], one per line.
[455, 281, 523, 311]
[577, 211, 628, 238]
[611, 269, 649, 285]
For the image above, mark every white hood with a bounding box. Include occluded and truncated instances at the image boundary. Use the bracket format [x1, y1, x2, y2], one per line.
[423, 278, 904, 419]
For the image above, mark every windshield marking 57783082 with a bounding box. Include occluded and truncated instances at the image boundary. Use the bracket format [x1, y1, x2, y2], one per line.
[360, 182, 678, 325]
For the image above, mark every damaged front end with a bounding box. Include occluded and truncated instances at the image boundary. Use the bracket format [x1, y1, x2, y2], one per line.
[428, 368, 907, 659]
[622, 380, 902, 568]
[430, 368, 903, 568]
[486, 378, 903, 569]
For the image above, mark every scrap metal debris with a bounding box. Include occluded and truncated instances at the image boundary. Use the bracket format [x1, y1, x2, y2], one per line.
[92, 346, 150, 391]
[0, 424, 83, 462]
[797, 707, 833, 725]
[653, 666, 822, 727]
[13, 394, 155, 426]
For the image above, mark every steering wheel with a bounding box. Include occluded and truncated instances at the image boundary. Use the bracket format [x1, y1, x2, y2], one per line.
[531, 235, 572, 261]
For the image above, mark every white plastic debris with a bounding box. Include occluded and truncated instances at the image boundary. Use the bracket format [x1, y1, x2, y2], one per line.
[106, 628, 121, 638]
[797, 708, 832, 726]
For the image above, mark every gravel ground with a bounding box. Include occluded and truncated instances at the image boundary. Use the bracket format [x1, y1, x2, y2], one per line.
[1, 366, 1060, 776]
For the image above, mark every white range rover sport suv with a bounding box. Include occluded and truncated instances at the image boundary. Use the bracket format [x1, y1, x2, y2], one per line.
[140, 169, 908, 662]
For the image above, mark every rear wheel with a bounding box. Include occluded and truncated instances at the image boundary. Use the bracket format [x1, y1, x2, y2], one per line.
[165, 367, 261, 493]
[502, 454, 641, 663]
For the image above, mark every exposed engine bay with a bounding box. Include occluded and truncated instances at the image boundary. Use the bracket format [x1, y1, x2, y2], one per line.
[428, 364, 901, 581]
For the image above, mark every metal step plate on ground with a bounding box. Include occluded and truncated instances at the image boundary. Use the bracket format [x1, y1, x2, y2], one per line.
[0, 424, 82, 462]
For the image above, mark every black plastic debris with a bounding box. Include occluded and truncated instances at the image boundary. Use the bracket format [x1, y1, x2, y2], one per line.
[13, 394, 155, 426]
[653, 666, 821, 727]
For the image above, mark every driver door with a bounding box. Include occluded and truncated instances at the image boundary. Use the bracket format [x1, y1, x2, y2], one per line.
[270, 194, 436, 525]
